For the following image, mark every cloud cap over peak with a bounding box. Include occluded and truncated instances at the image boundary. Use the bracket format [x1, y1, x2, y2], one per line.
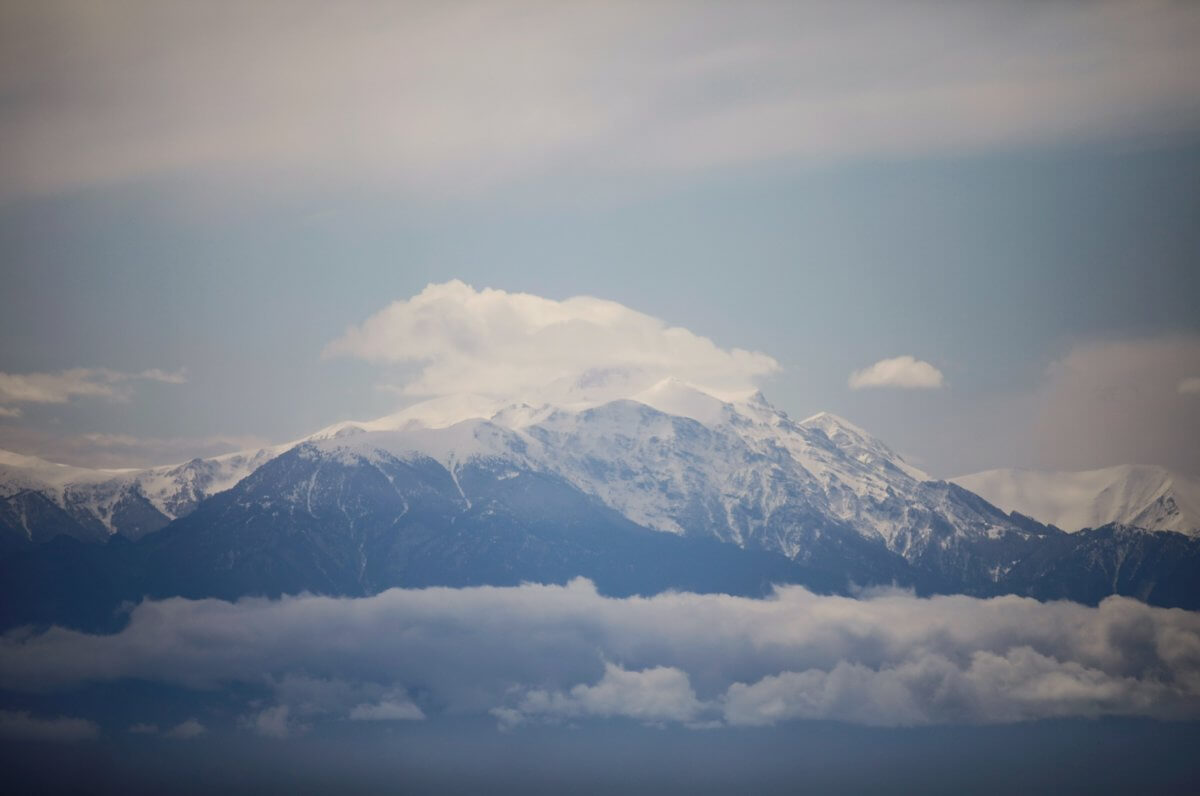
[849, 356, 944, 390]
[324, 280, 779, 402]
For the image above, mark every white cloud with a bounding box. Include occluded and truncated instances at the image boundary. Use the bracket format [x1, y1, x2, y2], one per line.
[3, 2, 1199, 201]
[1179, 377, 1200, 395]
[0, 427, 270, 469]
[0, 710, 98, 742]
[848, 356, 944, 390]
[325, 280, 779, 401]
[0, 367, 186, 405]
[3, 580, 1199, 729]
[0, 406, 20, 418]
[164, 718, 206, 740]
[348, 698, 426, 722]
[514, 663, 705, 726]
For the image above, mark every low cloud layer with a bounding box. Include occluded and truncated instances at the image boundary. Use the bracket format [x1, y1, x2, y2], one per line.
[325, 280, 779, 401]
[849, 356, 944, 390]
[3, 581, 1198, 732]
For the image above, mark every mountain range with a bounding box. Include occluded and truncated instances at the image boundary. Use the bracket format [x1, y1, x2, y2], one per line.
[3, 378, 1199, 629]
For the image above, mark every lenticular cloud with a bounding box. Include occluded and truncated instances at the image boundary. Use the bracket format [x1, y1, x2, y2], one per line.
[323, 280, 779, 401]
[2, 580, 1198, 730]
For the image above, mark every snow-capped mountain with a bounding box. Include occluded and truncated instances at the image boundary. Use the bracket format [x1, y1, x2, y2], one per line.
[0, 446, 280, 545]
[4, 379, 1200, 629]
[952, 465, 1200, 537]
[257, 378, 1052, 582]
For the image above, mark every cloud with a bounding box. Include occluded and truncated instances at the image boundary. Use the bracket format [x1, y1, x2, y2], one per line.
[0, 427, 269, 469]
[1030, 336, 1200, 473]
[1180, 377, 1200, 395]
[324, 280, 779, 401]
[0, 367, 186, 406]
[128, 722, 158, 734]
[247, 705, 295, 739]
[0, 710, 98, 742]
[348, 698, 426, 722]
[3, 580, 1199, 730]
[0, 407, 20, 419]
[3, 2, 1199, 202]
[164, 718, 206, 740]
[513, 663, 705, 726]
[848, 356, 944, 390]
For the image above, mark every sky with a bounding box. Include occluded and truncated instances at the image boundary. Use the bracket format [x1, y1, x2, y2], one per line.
[1, 0, 1199, 476]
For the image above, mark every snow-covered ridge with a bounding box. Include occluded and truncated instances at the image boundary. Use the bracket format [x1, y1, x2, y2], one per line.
[951, 465, 1200, 536]
[296, 381, 1013, 563]
[0, 444, 285, 538]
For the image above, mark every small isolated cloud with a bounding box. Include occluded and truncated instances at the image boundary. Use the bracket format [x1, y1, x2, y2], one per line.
[848, 356, 944, 390]
[1179, 377, 1200, 395]
[128, 723, 159, 735]
[348, 698, 425, 722]
[0, 710, 98, 742]
[324, 281, 779, 401]
[0, 406, 21, 419]
[513, 663, 705, 727]
[247, 705, 296, 739]
[164, 718, 206, 740]
[0, 367, 187, 406]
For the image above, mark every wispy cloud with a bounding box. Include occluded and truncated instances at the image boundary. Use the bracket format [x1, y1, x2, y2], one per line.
[0, 367, 186, 405]
[0, 710, 98, 742]
[1031, 336, 1200, 473]
[3, 2, 1199, 201]
[0, 427, 267, 469]
[849, 356, 944, 390]
[163, 718, 206, 740]
[1179, 376, 1200, 395]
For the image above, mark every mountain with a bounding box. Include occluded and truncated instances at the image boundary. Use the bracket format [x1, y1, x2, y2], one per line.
[0, 446, 280, 548]
[3, 380, 1199, 629]
[952, 465, 1200, 536]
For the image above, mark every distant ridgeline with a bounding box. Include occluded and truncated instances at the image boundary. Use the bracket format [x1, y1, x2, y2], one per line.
[3, 383, 1199, 631]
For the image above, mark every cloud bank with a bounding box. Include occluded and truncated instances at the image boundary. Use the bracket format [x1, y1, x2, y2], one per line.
[3, 2, 1199, 201]
[3, 580, 1198, 731]
[325, 280, 779, 401]
[848, 356, 944, 390]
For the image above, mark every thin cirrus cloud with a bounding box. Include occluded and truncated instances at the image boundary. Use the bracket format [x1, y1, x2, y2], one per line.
[0, 710, 98, 743]
[1180, 377, 1200, 395]
[3, 579, 1198, 731]
[3, 2, 1200, 201]
[0, 367, 187, 406]
[324, 280, 779, 401]
[848, 356, 945, 390]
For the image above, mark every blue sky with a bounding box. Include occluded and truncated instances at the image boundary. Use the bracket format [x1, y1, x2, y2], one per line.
[1, 1, 1198, 475]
